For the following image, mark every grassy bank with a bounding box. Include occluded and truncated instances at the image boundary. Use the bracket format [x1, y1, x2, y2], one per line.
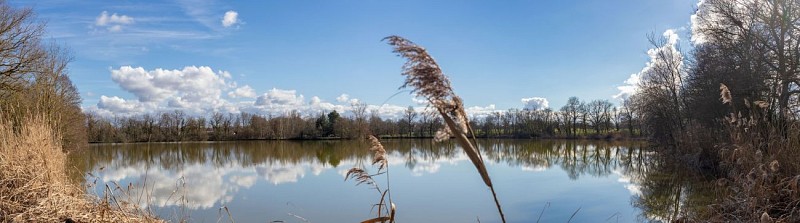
[0, 116, 161, 222]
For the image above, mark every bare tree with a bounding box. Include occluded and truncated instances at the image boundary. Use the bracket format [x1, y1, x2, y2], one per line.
[0, 2, 86, 149]
[0, 2, 45, 96]
[403, 106, 417, 137]
[352, 102, 369, 138]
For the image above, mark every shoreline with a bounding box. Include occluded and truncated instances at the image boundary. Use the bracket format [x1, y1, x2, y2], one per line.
[87, 135, 648, 145]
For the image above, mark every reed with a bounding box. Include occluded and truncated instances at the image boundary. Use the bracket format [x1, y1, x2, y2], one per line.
[345, 135, 396, 223]
[709, 85, 800, 222]
[383, 35, 506, 223]
[0, 114, 162, 222]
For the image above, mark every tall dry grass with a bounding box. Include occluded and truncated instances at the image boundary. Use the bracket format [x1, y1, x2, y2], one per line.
[709, 84, 800, 222]
[0, 115, 161, 222]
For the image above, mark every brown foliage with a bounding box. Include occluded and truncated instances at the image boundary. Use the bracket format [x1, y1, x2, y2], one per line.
[0, 115, 160, 222]
[706, 85, 800, 222]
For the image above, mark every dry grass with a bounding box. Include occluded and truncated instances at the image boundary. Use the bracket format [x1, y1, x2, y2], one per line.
[385, 35, 505, 222]
[708, 88, 800, 222]
[0, 115, 162, 222]
[345, 136, 395, 223]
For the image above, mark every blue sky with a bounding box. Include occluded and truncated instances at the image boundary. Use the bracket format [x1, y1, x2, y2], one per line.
[10, 0, 698, 118]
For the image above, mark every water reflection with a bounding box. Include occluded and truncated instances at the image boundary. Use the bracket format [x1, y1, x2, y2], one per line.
[68, 139, 703, 222]
[631, 157, 715, 222]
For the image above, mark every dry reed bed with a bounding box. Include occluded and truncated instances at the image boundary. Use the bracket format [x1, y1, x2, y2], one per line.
[0, 116, 162, 223]
[709, 85, 800, 222]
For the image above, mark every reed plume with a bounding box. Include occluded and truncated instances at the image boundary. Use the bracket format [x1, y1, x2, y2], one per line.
[384, 35, 506, 223]
[720, 83, 732, 104]
[345, 135, 395, 223]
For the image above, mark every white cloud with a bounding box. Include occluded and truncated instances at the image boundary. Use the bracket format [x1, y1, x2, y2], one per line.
[97, 95, 146, 114]
[310, 96, 322, 105]
[521, 97, 549, 111]
[96, 11, 134, 26]
[108, 25, 123, 32]
[91, 66, 526, 119]
[663, 29, 679, 46]
[228, 85, 256, 98]
[222, 10, 239, 27]
[336, 94, 349, 103]
[101, 66, 234, 115]
[614, 29, 683, 99]
[111, 66, 229, 106]
[255, 88, 305, 106]
[95, 11, 134, 32]
[465, 104, 501, 119]
[412, 97, 429, 105]
[614, 73, 641, 99]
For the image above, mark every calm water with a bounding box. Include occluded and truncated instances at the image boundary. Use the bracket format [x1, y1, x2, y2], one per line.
[68, 139, 708, 223]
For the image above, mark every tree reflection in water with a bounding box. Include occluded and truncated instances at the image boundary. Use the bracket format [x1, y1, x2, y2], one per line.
[68, 139, 711, 222]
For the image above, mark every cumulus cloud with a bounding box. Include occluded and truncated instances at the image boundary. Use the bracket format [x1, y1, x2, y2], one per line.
[335, 94, 349, 103]
[222, 10, 239, 27]
[465, 104, 501, 119]
[663, 29, 680, 46]
[95, 11, 134, 32]
[255, 88, 305, 106]
[228, 85, 256, 98]
[614, 29, 683, 99]
[97, 66, 236, 115]
[412, 97, 429, 105]
[310, 96, 322, 105]
[91, 66, 524, 119]
[521, 97, 549, 111]
[111, 66, 230, 107]
[97, 96, 147, 115]
[614, 73, 641, 99]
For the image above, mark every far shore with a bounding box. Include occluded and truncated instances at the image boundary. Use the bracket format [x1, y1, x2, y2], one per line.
[86, 134, 648, 144]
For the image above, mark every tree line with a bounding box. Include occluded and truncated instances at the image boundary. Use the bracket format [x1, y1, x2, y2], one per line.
[85, 98, 642, 143]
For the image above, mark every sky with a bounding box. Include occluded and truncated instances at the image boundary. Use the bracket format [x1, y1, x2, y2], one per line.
[9, 0, 699, 119]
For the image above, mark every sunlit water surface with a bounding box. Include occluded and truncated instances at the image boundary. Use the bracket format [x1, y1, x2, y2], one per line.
[68, 139, 703, 223]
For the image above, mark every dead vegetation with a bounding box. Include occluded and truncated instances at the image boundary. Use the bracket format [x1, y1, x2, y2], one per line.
[384, 35, 506, 222]
[0, 115, 162, 223]
[345, 136, 396, 223]
[709, 86, 800, 222]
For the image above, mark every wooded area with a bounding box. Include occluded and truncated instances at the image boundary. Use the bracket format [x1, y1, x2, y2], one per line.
[0, 1, 86, 150]
[630, 0, 800, 221]
[84, 97, 640, 143]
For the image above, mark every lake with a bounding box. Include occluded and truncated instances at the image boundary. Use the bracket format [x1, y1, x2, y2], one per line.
[68, 139, 708, 222]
